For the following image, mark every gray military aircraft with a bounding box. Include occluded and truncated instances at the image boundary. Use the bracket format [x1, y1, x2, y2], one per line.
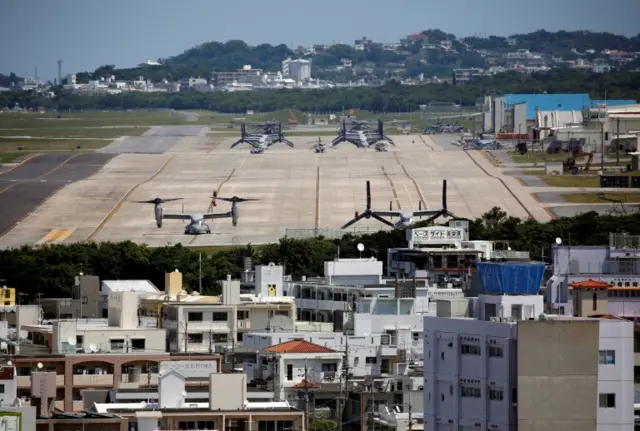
[341, 180, 456, 230]
[135, 194, 258, 234]
[332, 119, 394, 149]
[231, 122, 294, 154]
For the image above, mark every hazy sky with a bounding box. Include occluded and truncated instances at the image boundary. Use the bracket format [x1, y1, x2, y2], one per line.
[2, 0, 639, 80]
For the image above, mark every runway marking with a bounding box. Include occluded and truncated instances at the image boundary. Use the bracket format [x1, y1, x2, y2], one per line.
[0, 153, 79, 195]
[464, 151, 535, 220]
[84, 155, 175, 242]
[315, 166, 320, 229]
[530, 193, 541, 203]
[0, 153, 42, 175]
[381, 166, 402, 210]
[191, 167, 237, 244]
[37, 229, 74, 245]
[544, 207, 557, 220]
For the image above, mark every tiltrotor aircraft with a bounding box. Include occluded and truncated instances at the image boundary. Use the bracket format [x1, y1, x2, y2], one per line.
[341, 180, 456, 230]
[231, 122, 294, 154]
[332, 119, 394, 149]
[135, 194, 258, 234]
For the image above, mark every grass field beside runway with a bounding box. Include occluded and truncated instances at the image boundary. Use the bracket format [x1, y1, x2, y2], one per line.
[560, 192, 640, 203]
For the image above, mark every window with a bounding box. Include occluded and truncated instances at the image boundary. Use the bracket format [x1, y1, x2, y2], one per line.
[0, 384, 4, 393]
[110, 339, 125, 351]
[211, 333, 227, 343]
[212, 312, 228, 321]
[599, 393, 616, 408]
[489, 389, 504, 401]
[131, 338, 146, 351]
[461, 386, 481, 398]
[237, 310, 249, 320]
[3, 302, 9, 306]
[599, 350, 615, 365]
[460, 343, 481, 355]
[188, 333, 203, 344]
[82, 296, 88, 304]
[592, 292, 597, 311]
[286, 364, 293, 381]
[365, 357, 377, 364]
[76, 335, 84, 347]
[489, 346, 503, 358]
[412, 332, 420, 342]
[188, 312, 203, 322]
[322, 363, 338, 372]
[237, 332, 244, 342]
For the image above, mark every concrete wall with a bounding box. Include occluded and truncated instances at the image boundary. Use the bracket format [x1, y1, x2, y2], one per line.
[513, 103, 527, 134]
[492, 97, 506, 133]
[209, 373, 246, 410]
[573, 289, 609, 317]
[597, 319, 634, 430]
[517, 319, 598, 431]
[423, 317, 517, 431]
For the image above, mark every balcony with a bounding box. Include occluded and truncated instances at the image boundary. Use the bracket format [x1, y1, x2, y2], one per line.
[16, 374, 65, 389]
[73, 374, 114, 386]
[238, 319, 250, 330]
[120, 373, 159, 387]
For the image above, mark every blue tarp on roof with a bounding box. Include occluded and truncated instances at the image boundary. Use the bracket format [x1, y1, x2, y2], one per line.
[477, 262, 545, 295]
[503, 93, 591, 120]
[503, 94, 638, 120]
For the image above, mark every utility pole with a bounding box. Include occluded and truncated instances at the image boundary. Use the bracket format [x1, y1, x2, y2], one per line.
[198, 253, 202, 292]
[208, 328, 213, 354]
[183, 322, 189, 353]
[368, 377, 375, 431]
[231, 334, 237, 370]
[339, 320, 350, 431]
[304, 360, 310, 431]
[407, 399, 413, 431]
[616, 117, 620, 166]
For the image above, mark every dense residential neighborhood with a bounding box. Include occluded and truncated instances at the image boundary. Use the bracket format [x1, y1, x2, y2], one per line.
[2, 29, 640, 97]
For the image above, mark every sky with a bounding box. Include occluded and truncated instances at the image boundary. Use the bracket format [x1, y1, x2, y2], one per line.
[1, 0, 639, 80]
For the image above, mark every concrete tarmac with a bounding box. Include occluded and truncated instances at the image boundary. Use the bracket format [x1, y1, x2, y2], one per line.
[0, 153, 115, 241]
[0, 131, 557, 248]
[98, 126, 208, 154]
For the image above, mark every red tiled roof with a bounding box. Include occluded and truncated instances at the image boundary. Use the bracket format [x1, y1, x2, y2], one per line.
[568, 279, 612, 289]
[292, 379, 321, 389]
[264, 339, 337, 354]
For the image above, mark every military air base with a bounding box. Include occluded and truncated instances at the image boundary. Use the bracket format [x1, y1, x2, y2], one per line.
[0, 109, 560, 249]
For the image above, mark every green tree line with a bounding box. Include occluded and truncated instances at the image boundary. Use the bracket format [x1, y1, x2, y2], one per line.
[1, 208, 638, 300]
[3, 70, 639, 113]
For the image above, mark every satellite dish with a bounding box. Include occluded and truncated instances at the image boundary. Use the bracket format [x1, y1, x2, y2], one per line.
[357, 243, 365, 252]
[37, 362, 43, 369]
[555, 237, 562, 245]
[68, 337, 77, 346]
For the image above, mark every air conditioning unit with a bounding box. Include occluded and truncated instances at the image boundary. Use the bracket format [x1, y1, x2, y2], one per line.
[489, 317, 500, 322]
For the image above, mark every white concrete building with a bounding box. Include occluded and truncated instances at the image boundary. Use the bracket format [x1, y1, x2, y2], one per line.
[164, 278, 296, 352]
[423, 313, 634, 431]
[93, 371, 304, 431]
[244, 338, 343, 402]
[285, 59, 312, 81]
[22, 291, 166, 354]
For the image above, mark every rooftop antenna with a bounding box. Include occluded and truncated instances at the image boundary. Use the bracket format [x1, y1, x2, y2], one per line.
[357, 243, 365, 258]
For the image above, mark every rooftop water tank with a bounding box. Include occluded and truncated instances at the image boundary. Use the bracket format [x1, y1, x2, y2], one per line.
[477, 262, 545, 295]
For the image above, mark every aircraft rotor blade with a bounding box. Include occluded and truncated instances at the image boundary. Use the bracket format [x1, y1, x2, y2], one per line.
[341, 212, 367, 229]
[366, 181, 371, 210]
[216, 196, 260, 203]
[371, 212, 396, 228]
[442, 179, 447, 211]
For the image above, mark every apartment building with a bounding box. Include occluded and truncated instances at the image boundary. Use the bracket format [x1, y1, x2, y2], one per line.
[163, 277, 296, 352]
[423, 261, 634, 431]
[92, 372, 304, 431]
[285, 257, 464, 324]
[244, 338, 343, 403]
[547, 232, 640, 315]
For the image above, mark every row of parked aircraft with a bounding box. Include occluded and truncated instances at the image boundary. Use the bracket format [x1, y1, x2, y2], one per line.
[230, 119, 395, 154]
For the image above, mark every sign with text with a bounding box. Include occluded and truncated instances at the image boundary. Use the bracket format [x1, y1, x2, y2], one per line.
[408, 227, 464, 244]
[159, 360, 218, 378]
